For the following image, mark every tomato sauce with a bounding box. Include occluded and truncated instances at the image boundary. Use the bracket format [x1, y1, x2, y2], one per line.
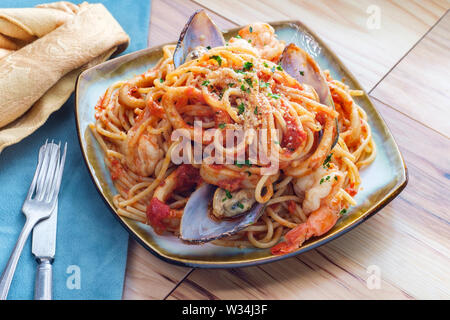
[217, 178, 243, 192]
[94, 93, 106, 119]
[149, 100, 165, 118]
[257, 71, 271, 84]
[209, 164, 225, 170]
[287, 200, 296, 215]
[214, 109, 232, 126]
[345, 187, 358, 197]
[109, 158, 123, 180]
[146, 198, 171, 235]
[281, 113, 307, 151]
[129, 86, 140, 98]
[175, 164, 201, 192]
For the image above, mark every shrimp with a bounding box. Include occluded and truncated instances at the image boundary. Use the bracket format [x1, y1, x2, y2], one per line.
[124, 131, 163, 177]
[284, 114, 336, 177]
[200, 164, 251, 190]
[271, 167, 345, 255]
[233, 23, 285, 62]
[123, 107, 164, 177]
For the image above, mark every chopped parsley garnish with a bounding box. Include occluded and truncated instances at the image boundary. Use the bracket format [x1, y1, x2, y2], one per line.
[299, 70, 305, 76]
[159, 78, 164, 83]
[263, 62, 269, 68]
[210, 55, 222, 66]
[225, 190, 233, 199]
[206, 46, 211, 50]
[228, 83, 235, 87]
[271, 66, 276, 73]
[237, 102, 245, 115]
[218, 123, 226, 129]
[240, 84, 250, 93]
[320, 176, 331, 184]
[334, 176, 338, 181]
[235, 69, 246, 74]
[236, 202, 244, 209]
[235, 35, 242, 39]
[245, 78, 253, 88]
[243, 61, 253, 71]
[340, 208, 347, 215]
[235, 159, 252, 167]
[254, 106, 258, 115]
[259, 81, 270, 88]
[323, 153, 333, 168]
[202, 80, 210, 86]
[274, 140, 280, 145]
[245, 170, 252, 176]
[249, 26, 253, 33]
[248, 39, 252, 43]
[268, 92, 280, 99]
[276, 65, 283, 71]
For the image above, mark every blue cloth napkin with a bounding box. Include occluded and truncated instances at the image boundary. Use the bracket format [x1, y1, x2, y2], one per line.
[0, 0, 151, 300]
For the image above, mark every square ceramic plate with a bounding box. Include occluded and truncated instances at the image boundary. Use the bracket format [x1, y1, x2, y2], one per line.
[75, 21, 407, 268]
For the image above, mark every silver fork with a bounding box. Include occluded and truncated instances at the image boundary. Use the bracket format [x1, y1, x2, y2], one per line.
[0, 140, 66, 300]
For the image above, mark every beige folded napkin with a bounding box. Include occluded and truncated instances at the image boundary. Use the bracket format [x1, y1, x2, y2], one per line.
[0, 1, 129, 153]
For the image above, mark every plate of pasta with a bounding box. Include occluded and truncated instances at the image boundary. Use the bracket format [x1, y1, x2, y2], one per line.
[75, 12, 407, 268]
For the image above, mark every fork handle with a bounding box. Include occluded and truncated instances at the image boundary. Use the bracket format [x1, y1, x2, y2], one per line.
[0, 217, 37, 300]
[34, 258, 52, 300]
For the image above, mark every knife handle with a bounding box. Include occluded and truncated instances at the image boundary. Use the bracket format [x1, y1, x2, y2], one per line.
[34, 258, 52, 300]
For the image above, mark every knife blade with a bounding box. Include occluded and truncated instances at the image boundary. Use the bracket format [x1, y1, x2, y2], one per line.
[32, 199, 57, 300]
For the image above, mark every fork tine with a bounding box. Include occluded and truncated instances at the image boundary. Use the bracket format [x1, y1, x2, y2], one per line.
[46, 141, 62, 202]
[48, 142, 67, 203]
[35, 142, 53, 198]
[38, 143, 60, 201]
[27, 141, 48, 200]
[47, 157, 60, 203]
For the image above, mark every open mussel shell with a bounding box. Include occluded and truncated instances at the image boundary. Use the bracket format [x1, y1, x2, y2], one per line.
[280, 43, 339, 148]
[180, 184, 265, 243]
[173, 9, 226, 69]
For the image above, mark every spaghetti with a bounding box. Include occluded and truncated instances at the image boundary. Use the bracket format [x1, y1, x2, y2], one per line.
[90, 23, 375, 255]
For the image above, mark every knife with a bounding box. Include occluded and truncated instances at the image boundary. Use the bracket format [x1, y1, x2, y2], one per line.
[32, 200, 58, 300]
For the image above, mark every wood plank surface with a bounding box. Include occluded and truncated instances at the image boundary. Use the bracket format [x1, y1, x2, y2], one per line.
[194, 0, 449, 90]
[147, 0, 235, 47]
[123, 0, 450, 299]
[167, 98, 450, 300]
[122, 240, 188, 299]
[372, 11, 450, 137]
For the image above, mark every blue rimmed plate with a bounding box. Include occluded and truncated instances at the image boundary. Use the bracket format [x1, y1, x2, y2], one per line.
[75, 21, 407, 268]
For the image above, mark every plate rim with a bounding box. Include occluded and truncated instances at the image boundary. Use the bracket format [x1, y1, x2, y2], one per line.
[74, 20, 408, 268]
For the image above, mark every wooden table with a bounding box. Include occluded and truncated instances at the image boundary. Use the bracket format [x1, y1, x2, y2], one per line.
[122, 0, 450, 299]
